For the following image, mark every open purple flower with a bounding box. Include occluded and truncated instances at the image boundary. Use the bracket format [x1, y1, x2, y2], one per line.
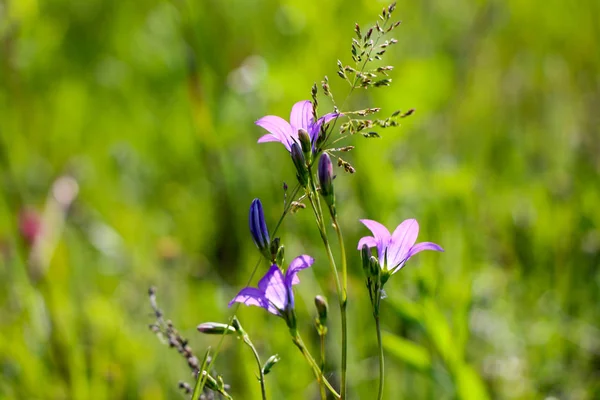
[228, 255, 314, 317]
[256, 100, 338, 152]
[357, 219, 443, 274]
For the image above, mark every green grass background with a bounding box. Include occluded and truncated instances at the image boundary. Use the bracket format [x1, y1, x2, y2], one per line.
[1, 0, 599, 398]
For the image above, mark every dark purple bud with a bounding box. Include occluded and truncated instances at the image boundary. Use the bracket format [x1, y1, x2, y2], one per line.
[318, 153, 336, 215]
[291, 143, 309, 187]
[249, 199, 270, 257]
[318, 153, 334, 197]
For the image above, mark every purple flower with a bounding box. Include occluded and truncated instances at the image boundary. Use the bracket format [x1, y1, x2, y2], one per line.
[256, 100, 338, 152]
[228, 255, 314, 317]
[357, 219, 443, 274]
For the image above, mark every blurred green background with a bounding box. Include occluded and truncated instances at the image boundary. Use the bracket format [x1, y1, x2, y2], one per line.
[1, 0, 599, 398]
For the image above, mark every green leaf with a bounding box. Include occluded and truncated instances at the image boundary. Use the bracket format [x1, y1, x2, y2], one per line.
[382, 331, 431, 372]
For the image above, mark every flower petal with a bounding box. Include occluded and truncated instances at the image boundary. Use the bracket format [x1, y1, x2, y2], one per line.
[359, 219, 391, 260]
[357, 236, 377, 250]
[256, 116, 293, 151]
[258, 265, 287, 312]
[388, 219, 419, 268]
[286, 254, 314, 286]
[405, 242, 444, 259]
[228, 287, 268, 309]
[257, 134, 281, 144]
[289, 100, 313, 136]
[309, 112, 340, 143]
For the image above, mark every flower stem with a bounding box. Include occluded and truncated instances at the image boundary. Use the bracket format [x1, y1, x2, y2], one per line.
[319, 331, 327, 400]
[243, 336, 267, 400]
[374, 306, 384, 400]
[306, 186, 347, 398]
[292, 332, 340, 399]
[331, 215, 348, 398]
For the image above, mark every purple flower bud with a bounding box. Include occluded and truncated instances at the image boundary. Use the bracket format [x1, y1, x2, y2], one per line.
[249, 199, 270, 257]
[318, 153, 334, 197]
[291, 143, 309, 187]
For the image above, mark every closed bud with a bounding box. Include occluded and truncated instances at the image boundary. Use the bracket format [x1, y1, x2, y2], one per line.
[361, 244, 372, 277]
[197, 322, 237, 335]
[298, 129, 312, 158]
[249, 199, 271, 260]
[318, 153, 334, 197]
[370, 255, 381, 279]
[275, 244, 285, 267]
[262, 354, 281, 375]
[291, 143, 309, 187]
[314, 295, 328, 325]
[269, 237, 281, 263]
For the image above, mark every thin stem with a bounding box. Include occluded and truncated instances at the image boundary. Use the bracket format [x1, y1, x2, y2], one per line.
[331, 215, 348, 397]
[292, 333, 341, 399]
[306, 182, 347, 399]
[375, 313, 385, 400]
[243, 337, 267, 400]
[319, 332, 327, 400]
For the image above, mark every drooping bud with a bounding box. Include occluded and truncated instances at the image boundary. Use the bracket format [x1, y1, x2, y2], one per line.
[291, 142, 309, 187]
[197, 322, 237, 335]
[249, 198, 271, 260]
[318, 153, 335, 215]
[262, 354, 281, 375]
[314, 295, 328, 326]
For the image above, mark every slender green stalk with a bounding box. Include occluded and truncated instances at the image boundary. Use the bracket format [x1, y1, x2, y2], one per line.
[292, 333, 341, 399]
[243, 337, 267, 400]
[318, 332, 327, 400]
[375, 312, 385, 400]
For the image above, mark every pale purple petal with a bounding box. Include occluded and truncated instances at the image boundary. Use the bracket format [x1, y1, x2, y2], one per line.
[256, 116, 293, 151]
[289, 100, 313, 135]
[359, 219, 391, 260]
[309, 112, 340, 143]
[228, 287, 269, 310]
[405, 242, 444, 259]
[257, 134, 281, 144]
[259, 265, 287, 312]
[387, 219, 419, 268]
[286, 255, 314, 286]
[357, 236, 377, 250]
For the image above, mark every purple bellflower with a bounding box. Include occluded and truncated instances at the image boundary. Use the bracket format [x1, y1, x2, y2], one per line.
[256, 100, 338, 152]
[229, 255, 314, 328]
[358, 219, 443, 275]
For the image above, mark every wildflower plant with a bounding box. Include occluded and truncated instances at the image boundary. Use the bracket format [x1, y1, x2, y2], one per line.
[149, 3, 443, 399]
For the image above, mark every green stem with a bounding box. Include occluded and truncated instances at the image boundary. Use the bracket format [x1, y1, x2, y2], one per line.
[330, 215, 348, 398]
[243, 337, 267, 400]
[319, 332, 327, 400]
[292, 333, 341, 399]
[306, 188, 347, 395]
[375, 307, 384, 400]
